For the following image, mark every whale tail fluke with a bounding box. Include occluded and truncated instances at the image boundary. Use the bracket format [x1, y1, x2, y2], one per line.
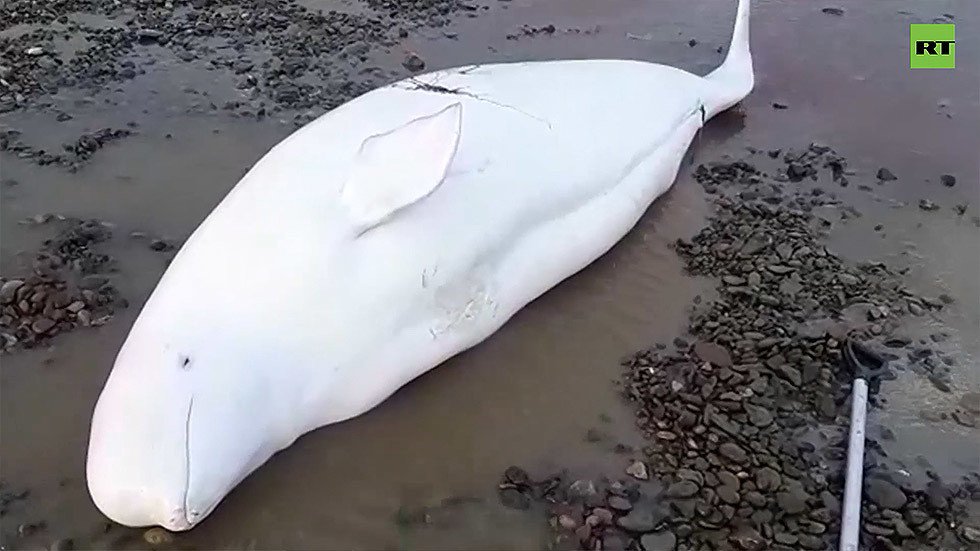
[703, 0, 753, 118]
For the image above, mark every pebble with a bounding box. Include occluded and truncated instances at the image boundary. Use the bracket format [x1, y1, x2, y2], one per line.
[877, 167, 898, 181]
[744, 404, 773, 427]
[773, 532, 797, 545]
[403, 53, 426, 72]
[558, 514, 578, 530]
[821, 7, 844, 15]
[776, 488, 809, 514]
[626, 460, 649, 480]
[718, 443, 748, 463]
[716, 484, 739, 505]
[797, 534, 824, 549]
[866, 478, 907, 510]
[143, 527, 173, 545]
[1, 280, 25, 303]
[639, 531, 676, 551]
[755, 468, 781, 492]
[693, 341, 732, 367]
[665, 480, 699, 499]
[940, 174, 956, 187]
[568, 479, 597, 500]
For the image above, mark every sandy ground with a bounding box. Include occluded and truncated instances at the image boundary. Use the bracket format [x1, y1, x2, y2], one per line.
[1, 0, 977, 549]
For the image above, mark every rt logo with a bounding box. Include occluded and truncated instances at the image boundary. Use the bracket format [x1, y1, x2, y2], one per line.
[910, 24, 955, 68]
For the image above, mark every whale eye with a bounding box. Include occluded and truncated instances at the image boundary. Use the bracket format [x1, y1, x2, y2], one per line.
[180, 355, 192, 370]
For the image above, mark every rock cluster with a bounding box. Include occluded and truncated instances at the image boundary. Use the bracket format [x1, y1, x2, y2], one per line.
[0, 0, 474, 115]
[498, 145, 979, 550]
[0, 128, 133, 171]
[1, 218, 123, 352]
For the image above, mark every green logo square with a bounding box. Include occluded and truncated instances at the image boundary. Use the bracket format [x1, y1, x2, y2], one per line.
[911, 24, 955, 68]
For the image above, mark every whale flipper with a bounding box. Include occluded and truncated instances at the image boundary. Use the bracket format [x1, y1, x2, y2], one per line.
[341, 102, 463, 235]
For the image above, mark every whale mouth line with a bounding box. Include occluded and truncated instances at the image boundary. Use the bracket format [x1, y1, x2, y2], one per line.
[180, 395, 194, 528]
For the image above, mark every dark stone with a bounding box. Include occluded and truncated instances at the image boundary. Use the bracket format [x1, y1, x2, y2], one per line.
[866, 478, 907, 510]
[504, 466, 530, 486]
[717, 485, 740, 505]
[640, 531, 677, 551]
[666, 480, 699, 499]
[925, 480, 949, 510]
[602, 530, 629, 551]
[798, 534, 824, 549]
[694, 341, 733, 367]
[940, 174, 956, 187]
[32, 318, 56, 334]
[402, 53, 426, 72]
[822, 7, 844, 15]
[719, 443, 748, 464]
[773, 532, 797, 545]
[568, 479, 597, 501]
[608, 496, 632, 512]
[776, 365, 802, 387]
[776, 487, 810, 514]
[877, 167, 897, 181]
[745, 404, 773, 427]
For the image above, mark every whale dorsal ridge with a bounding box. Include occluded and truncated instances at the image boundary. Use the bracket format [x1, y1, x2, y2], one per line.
[341, 101, 463, 236]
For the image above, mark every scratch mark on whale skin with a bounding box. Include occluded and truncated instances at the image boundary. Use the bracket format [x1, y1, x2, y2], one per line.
[394, 78, 553, 130]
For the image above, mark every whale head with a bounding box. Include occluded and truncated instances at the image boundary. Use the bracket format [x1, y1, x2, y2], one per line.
[86, 301, 298, 531]
[85, 101, 466, 532]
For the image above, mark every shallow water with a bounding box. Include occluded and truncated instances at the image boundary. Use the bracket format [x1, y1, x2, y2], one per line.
[2, 0, 978, 549]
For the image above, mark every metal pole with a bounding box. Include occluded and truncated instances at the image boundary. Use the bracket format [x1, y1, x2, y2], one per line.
[839, 378, 869, 551]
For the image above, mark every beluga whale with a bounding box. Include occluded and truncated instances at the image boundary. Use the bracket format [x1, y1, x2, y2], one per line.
[87, 0, 753, 531]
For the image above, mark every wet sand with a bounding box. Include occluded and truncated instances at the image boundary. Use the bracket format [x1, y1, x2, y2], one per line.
[2, 0, 978, 549]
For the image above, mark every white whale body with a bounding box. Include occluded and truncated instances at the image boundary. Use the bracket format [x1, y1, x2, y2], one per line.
[87, 0, 753, 531]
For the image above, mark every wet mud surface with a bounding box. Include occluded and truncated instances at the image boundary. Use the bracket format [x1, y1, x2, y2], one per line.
[2, 0, 978, 549]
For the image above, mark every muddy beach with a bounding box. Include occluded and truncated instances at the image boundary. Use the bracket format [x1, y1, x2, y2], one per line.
[1, 0, 978, 549]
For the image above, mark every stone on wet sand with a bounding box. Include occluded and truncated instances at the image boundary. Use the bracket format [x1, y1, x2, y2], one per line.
[402, 53, 426, 72]
[626, 460, 649, 480]
[866, 478, 907, 510]
[876, 167, 898, 181]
